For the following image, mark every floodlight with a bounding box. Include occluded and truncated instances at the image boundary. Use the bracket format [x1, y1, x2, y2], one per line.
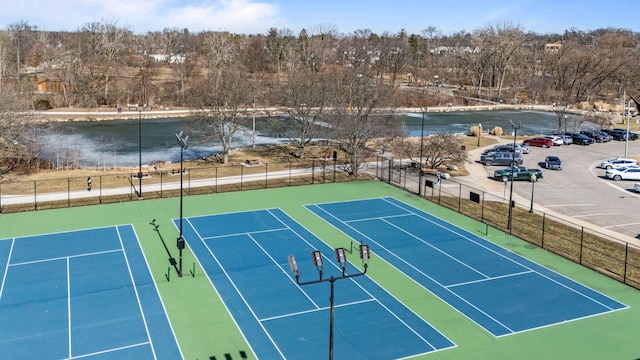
[359, 244, 370, 260]
[288, 255, 298, 273]
[311, 250, 323, 267]
[335, 248, 347, 264]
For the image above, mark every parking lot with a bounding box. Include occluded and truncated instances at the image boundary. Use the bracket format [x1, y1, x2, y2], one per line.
[478, 138, 640, 239]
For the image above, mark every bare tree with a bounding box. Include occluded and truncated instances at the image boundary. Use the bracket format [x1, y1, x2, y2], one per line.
[421, 134, 468, 169]
[327, 70, 401, 177]
[189, 66, 252, 163]
[277, 65, 330, 158]
[0, 87, 39, 174]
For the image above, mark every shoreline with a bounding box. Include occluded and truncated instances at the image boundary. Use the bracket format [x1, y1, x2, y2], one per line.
[35, 104, 591, 122]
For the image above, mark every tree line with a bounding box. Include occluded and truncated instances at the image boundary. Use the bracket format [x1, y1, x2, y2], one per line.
[0, 20, 639, 174]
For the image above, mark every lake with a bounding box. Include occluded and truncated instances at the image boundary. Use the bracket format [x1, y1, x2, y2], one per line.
[38, 110, 585, 167]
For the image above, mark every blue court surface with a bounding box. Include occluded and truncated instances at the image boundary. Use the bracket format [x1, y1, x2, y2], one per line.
[0, 226, 182, 359]
[306, 197, 628, 337]
[179, 209, 456, 360]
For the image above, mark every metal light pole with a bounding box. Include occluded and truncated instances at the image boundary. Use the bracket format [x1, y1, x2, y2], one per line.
[625, 98, 631, 157]
[138, 110, 143, 198]
[418, 108, 426, 196]
[564, 114, 567, 134]
[175, 131, 189, 278]
[477, 123, 482, 146]
[507, 120, 521, 232]
[529, 174, 537, 213]
[288, 244, 370, 360]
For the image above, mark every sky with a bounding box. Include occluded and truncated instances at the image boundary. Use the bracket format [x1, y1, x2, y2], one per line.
[1, 0, 639, 36]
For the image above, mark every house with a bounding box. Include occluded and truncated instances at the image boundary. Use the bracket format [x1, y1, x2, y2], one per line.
[544, 42, 563, 53]
[36, 79, 70, 93]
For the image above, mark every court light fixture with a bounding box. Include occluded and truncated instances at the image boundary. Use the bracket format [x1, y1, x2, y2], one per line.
[287, 244, 371, 360]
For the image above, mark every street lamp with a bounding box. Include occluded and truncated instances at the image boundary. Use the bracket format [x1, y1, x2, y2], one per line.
[529, 174, 537, 213]
[175, 130, 189, 277]
[477, 123, 482, 146]
[418, 108, 426, 196]
[138, 110, 143, 198]
[564, 114, 568, 134]
[507, 120, 521, 232]
[288, 244, 370, 360]
[625, 98, 631, 157]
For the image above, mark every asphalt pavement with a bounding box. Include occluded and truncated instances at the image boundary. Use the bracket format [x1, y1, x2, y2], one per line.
[471, 136, 640, 240]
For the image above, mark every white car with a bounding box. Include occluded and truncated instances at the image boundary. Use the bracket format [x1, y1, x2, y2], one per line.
[543, 135, 564, 146]
[599, 158, 638, 169]
[605, 166, 640, 181]
[634, 183, 640, 192]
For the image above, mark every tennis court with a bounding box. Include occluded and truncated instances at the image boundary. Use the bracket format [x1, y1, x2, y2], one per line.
[306, 197, 628, 337]
[178, 208, 456, 359]
[0, 226, 182, 359]
[1, 181, 639, 359]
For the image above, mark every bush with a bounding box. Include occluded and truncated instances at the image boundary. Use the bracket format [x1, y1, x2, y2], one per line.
[492, 126, 504, 136]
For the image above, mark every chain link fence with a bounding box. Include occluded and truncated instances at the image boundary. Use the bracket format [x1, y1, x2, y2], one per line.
[0, 158, 364, 213]
[375, 155, 640, 290]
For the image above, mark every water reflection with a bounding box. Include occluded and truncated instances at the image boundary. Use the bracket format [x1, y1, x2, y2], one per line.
[38, 110, 585, 167]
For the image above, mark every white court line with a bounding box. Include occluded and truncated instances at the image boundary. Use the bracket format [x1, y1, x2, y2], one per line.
[545, 203, 595, 207]
[572, 212, 621, 218]
[202, 226, 289, 241]
[9, 249, 122, 267]
[309, 203, 514, 335]
[446, 271, 534, 288]
[0, 238, 15, 299]
[67, 257, 72, 358]
[604, 222, 640, 229]
[71, 342, 150, 359]
[115, 226, 157, 360]
[189, 217, 287, 360]
[260, 299, 376, 322]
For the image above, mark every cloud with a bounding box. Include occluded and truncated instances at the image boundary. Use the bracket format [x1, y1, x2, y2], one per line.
[153, 0, 282, 33]
[0, 0, 282, 34]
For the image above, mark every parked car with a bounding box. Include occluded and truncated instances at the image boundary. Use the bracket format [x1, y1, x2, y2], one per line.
[613, 128, 638, 140]
[517, 143, 531, 154]
[605, 166, 640, 181]
[602, 129, 628, 141]
[570, 133, 595, 145]
[599, 157, 638, 169]
[493, 166, 543, 182]
[480, 151, 524, 166]
[543, 135, 564, 146]
[552, 134, 573, 145]
[544, 156, 563, 170]
[523, 137, 553, 148]
[634, 183, 640, 192]
[482, 145, 522, 155]
[580, 130, 610, 143]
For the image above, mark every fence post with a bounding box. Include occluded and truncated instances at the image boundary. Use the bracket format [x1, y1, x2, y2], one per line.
[67, 177, 71, 207]
[34, 180, 37, 211]
[388, 158, 392, 184]
[579, 226, 584, 264]
[333, 159, 336, 183]
[312, 160, 315, 184]
[481, 191, 485, 222]
[541, 213, 545, 248]
[624, 243, 629, 284]
[265, 163, 268, 188]
[457, 183, 461, 212]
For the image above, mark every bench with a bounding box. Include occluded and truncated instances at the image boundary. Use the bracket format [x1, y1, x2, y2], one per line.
[421, 168, 438, 175]
[245, 158, 260, 166]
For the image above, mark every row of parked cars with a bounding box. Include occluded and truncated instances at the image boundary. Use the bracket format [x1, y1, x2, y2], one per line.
[599, 158, 640, 181]
[520, 128, 639, 148]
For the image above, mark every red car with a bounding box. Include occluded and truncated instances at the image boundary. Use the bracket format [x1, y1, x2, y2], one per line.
[523, 137, 553, 148]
